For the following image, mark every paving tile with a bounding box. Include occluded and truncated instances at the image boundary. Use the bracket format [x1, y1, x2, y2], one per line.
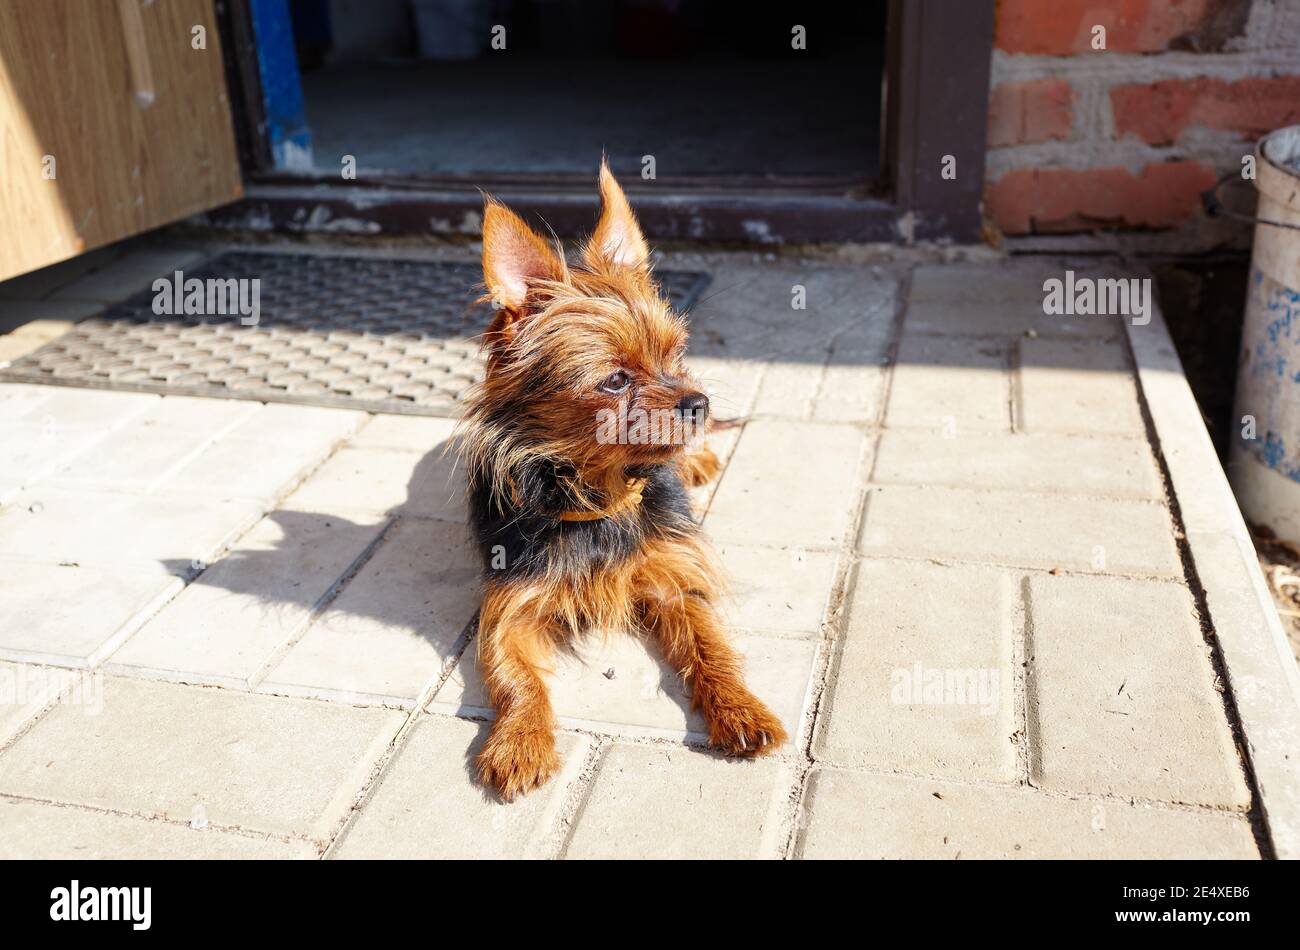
[0, 384, 157, 428]
[0, 562, 181, 667]
[688, 427, 741, 514]
[908, 263, 1056, 307]
[108, 511, 388, 687]
[751, 359, 827, 420]
[816, 560, 1017, 780]
[0, 677, 404, 839]
[1027, 573, 1250, 807]
[50, 248, 208, 303]
[0, 421, 111, 489]
[282, 445, 465, 522]
[334, 716, 590, 859]
[41, 396, 260, 493]
[259, 519, 479, 707]
[0, 661, 79, 745]
[860, 486, 1181, 576]
[906, 264, 1123, 338]
[434, 630, 815, 747]
[349, 413, 458, 451]
[159, 403, 366, 502]
[795, 770, 1258, 859]
[563, 743, 792, 859]
[0, 800, 316, 859]
[1018, 337, 1145, 435]
[0, 488, 263, 567]
[705, 419, 866, 550]
[886, 336, 1010, 432]
[716, 542, 838, 637]
[872, 431, 1163, 499]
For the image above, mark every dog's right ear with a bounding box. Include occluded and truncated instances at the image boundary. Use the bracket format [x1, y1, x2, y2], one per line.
[481, 199, 564, 341]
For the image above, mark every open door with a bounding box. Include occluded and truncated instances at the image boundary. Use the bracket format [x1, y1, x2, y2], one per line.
[0, 0, 242, 282]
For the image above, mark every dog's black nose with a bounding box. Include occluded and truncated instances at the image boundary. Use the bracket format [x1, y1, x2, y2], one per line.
[676, 391, 710, 422]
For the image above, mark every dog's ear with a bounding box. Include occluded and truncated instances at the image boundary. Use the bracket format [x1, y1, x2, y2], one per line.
[482, 198, 564, 313]
[585, 159, 650, 272]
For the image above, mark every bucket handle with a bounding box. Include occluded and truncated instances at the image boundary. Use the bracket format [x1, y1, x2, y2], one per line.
[1202, 172, 1300, 231]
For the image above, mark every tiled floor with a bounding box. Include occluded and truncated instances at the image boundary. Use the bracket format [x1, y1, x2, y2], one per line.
[0, 243, 1280, 858]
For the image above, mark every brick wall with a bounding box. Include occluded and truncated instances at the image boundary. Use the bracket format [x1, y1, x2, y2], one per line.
[984, 0, 1300, 237]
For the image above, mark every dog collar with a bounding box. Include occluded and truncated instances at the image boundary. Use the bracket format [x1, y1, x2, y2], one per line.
[505, 475, 647, 522]
[557, 477, 646, 522]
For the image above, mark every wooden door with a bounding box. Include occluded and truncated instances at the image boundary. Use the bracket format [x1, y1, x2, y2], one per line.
[0, 0, 242, 282]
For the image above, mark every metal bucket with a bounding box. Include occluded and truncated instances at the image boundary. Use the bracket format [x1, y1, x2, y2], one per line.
[1230, 124, 1300, 543]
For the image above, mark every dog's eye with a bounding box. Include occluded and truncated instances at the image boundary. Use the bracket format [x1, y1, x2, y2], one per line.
[599, 370, 632, 394]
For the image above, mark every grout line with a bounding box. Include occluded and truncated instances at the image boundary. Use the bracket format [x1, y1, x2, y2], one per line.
[775, 267, 912, 858]
[317, 614, 480, 860]
[0, 791, 312, 849]
[537, 737, 608, 860]
[244, 515, 400, 691]
[1019, 575, 1041, 786]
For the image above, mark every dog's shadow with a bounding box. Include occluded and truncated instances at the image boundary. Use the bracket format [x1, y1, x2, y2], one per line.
[160, 434, 699, 799]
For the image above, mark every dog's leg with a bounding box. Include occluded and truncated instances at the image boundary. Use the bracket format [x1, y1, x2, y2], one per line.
[676, 444, 721, 487]
[475, 587, 561, 800]
[637, 563, 787, 756]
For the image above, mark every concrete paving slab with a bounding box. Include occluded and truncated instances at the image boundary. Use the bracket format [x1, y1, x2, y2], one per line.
[1018, 338, 1145, 436]
[886, 336, 1011, 433]
[0, 661, 79, 745]
[861, 485, 1182, 576]
[816, 560, 1018, 780]
[563, 743, 792, 859]
[0, 677, 404, 840]
[1027, 573, 1251, 807]
[107, 511, 388, 687]
[0, 488, 263, 567]
[0, 561, 181, 667]
[0, 799, 316, 859]
[716, 542, 838, 637]
[333, 716, 590, 859]
[259, 518, 479, 706]
[706, 419, 866, 550]
[282, 444, 465, 522]
[796, 769, 1258, 859]
[872, 430, 1163, 499]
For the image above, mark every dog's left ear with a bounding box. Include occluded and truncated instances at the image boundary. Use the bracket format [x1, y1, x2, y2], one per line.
[585, 160, 650, 272]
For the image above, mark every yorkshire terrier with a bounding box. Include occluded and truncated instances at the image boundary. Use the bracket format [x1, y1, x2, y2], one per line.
[459, 161, 787, 800]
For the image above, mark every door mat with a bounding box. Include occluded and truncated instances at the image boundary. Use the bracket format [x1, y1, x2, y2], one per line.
[0, 251, 712, 416]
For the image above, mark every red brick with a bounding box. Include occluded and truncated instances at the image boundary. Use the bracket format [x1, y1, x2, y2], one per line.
[996, 0, 1221, 54]
[987, 80, 1074, 147]
[985, 161, 1217, 233]
[1112, 75, 1300, 145]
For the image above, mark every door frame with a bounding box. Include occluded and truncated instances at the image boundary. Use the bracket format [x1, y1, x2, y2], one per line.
[211, 0, 994, 244]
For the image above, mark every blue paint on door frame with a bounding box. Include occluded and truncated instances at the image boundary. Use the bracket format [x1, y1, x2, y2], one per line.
[249, 0, 312, 170]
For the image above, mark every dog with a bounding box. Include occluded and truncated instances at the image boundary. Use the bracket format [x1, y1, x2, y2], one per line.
[458, 161, 787, 800]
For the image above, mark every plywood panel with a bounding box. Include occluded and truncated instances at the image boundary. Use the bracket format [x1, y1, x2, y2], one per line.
[0, 0, 242, 281]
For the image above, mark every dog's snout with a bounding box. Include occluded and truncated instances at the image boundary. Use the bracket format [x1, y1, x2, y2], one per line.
[676, 391, 710, 421]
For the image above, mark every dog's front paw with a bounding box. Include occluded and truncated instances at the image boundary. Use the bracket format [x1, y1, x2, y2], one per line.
[477, 720, 561, 801]
[705, 691, 788, 757]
